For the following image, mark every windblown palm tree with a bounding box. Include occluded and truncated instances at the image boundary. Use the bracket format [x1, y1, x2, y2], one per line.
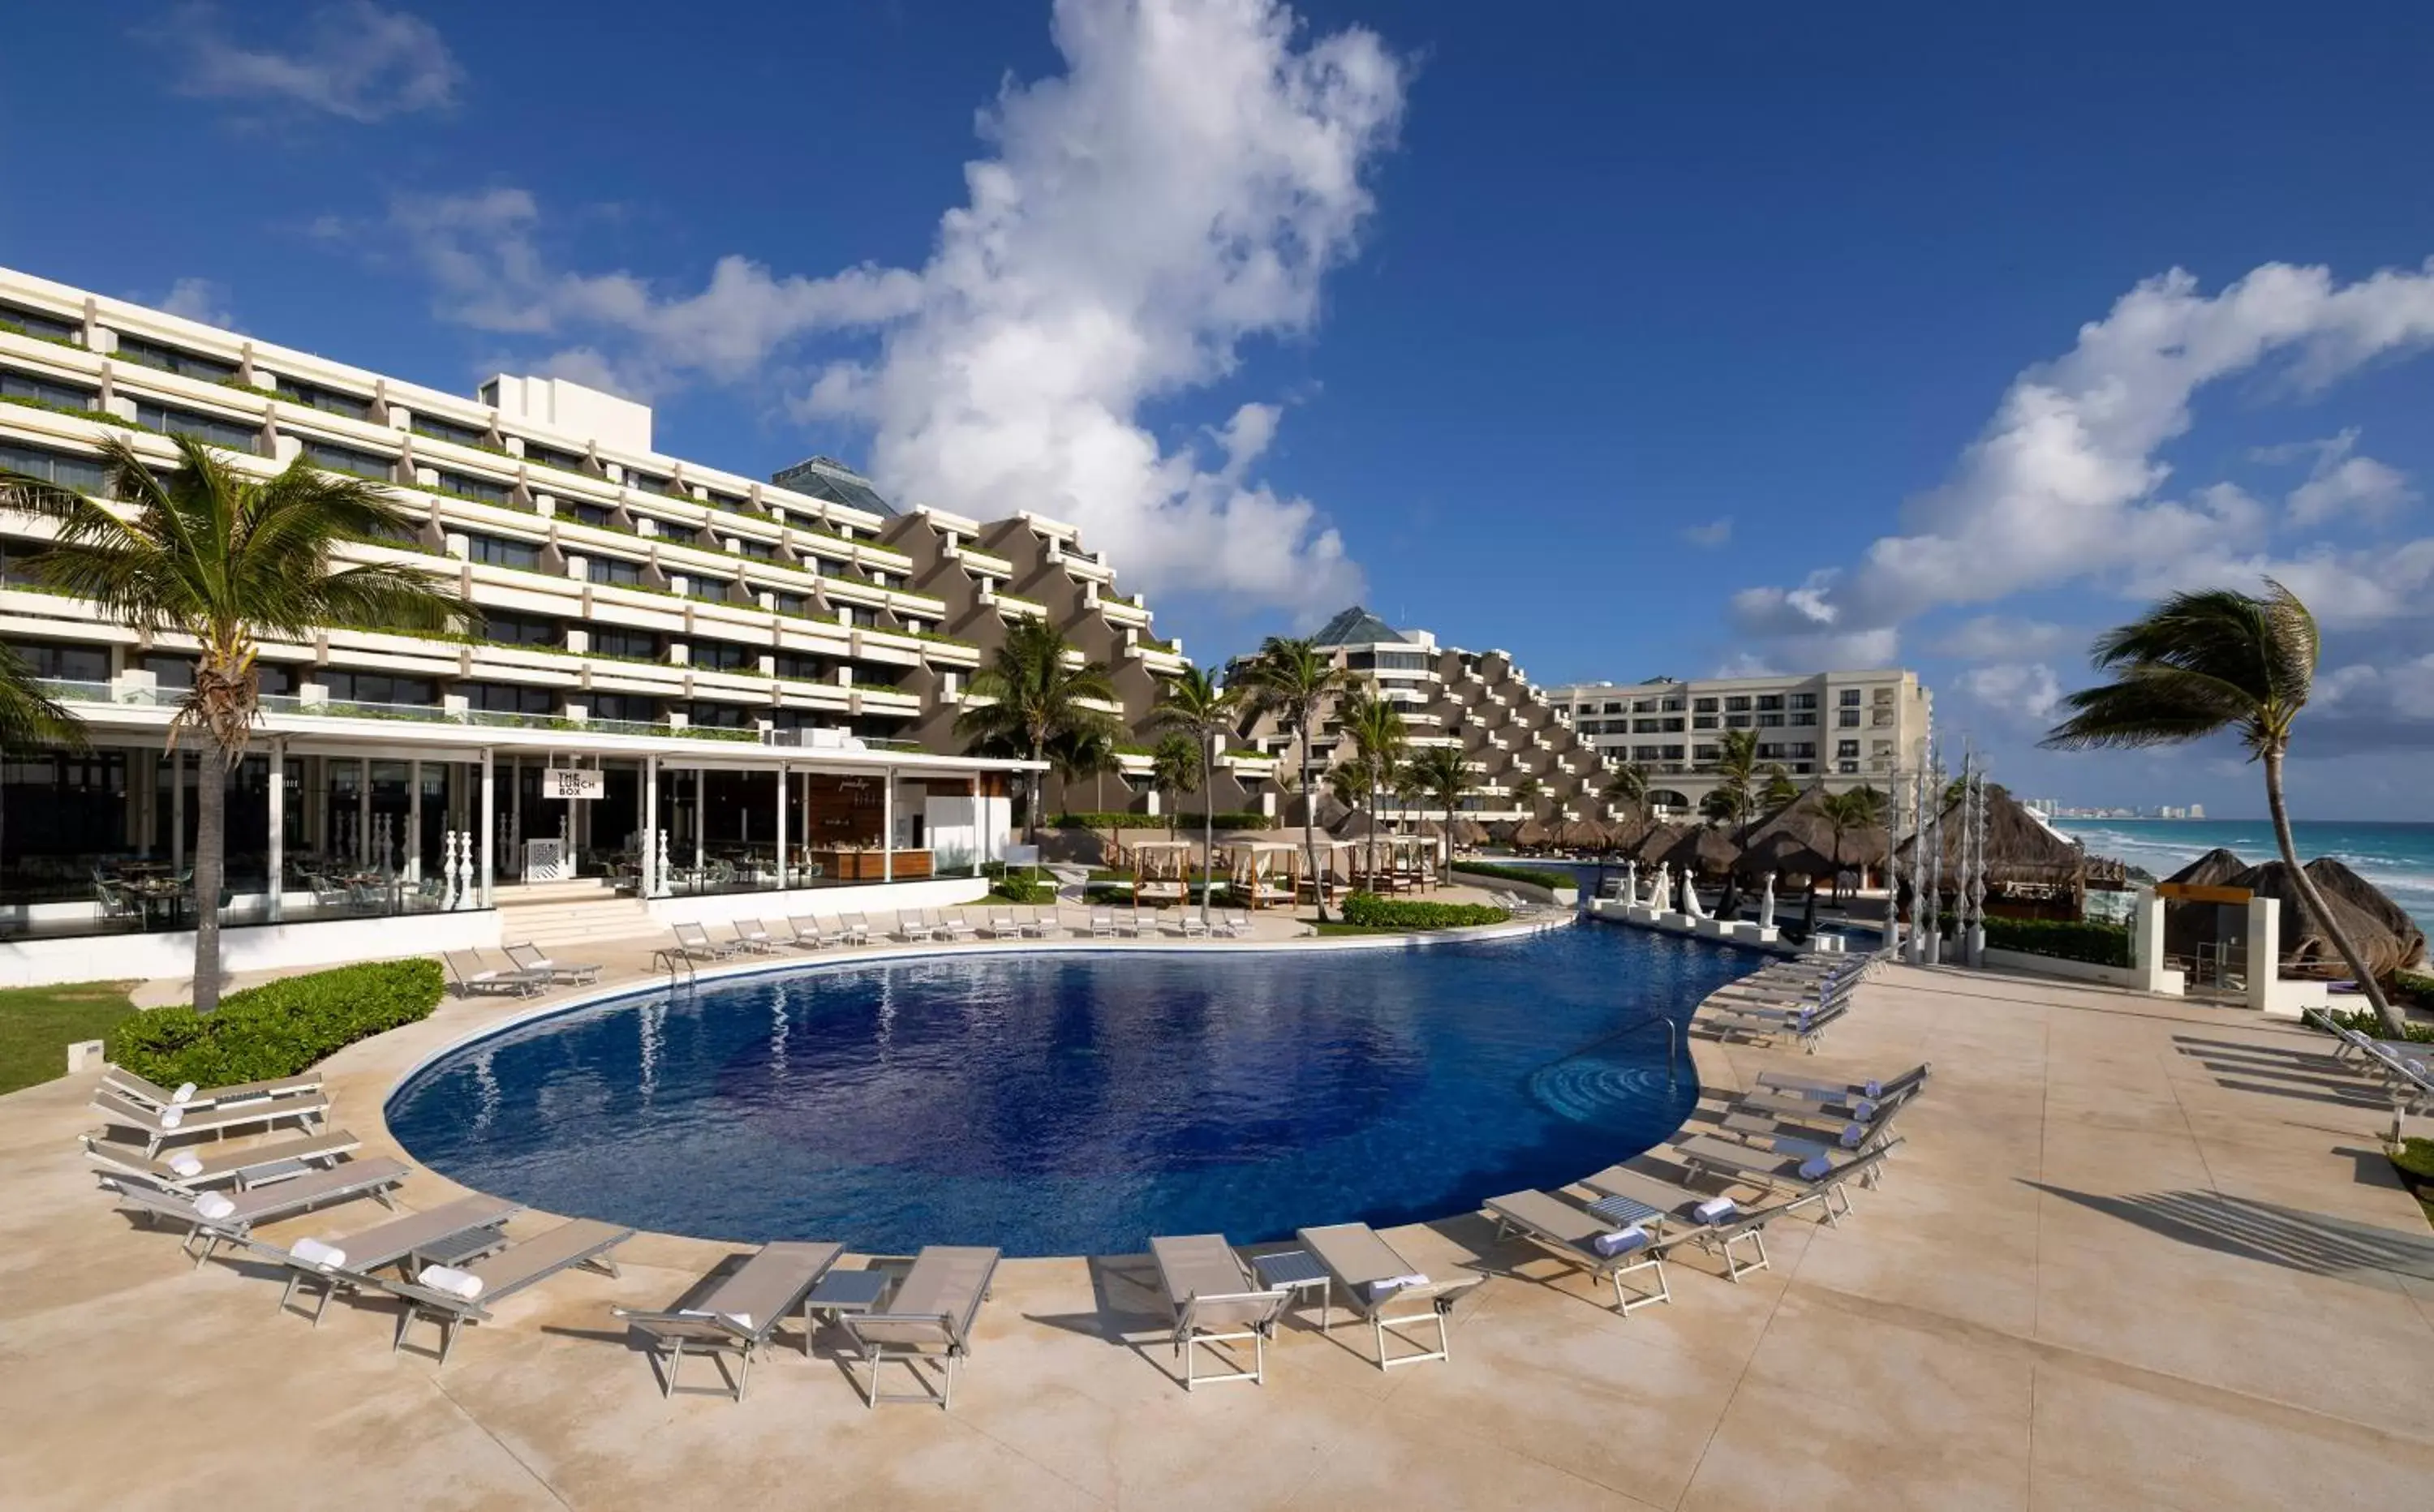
[1405, 744, 1472, 883]
[1817, 787, 1886, 902]
[1046, 723, 1119, 818]
[1342, 684, 1408, 886]
[0, 645, 90, 906]
[1242, 637, 1353, 921]
[1150, 732, 1201, 841]
[1602, 762, 1649, 823]
[1512, 772, 1545, 817]
[3, 434, 459, 1013]
[1761, 766, 1800, 810]
[1148, 665, 1238, 928]
[2044, 579, 2402, 1033]
[956, 617, 1121, 845]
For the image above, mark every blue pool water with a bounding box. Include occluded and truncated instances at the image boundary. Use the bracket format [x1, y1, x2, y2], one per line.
[386, 924, 1757, 1256]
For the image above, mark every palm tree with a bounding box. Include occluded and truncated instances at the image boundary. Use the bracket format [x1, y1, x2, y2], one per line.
[1761, 766, 1799, 810]
[0, 647, 89, 906]
[1512, 772, 1545, 816]
[1148, 665, 1239, 929]
[1817, 787, 1885, 902]
[1150, 732, 1201, 840]
[955, 617, 1120, 845]
[1342, 684, 1408, 885]
[1406, 745, 1471, 883]
[1707, 728, 1760, 816]
[4, 434, 458, 1013]
[1603, 761, 1649, 823]
[1241, 637, 1353, 920]
[1045, 724, 1119, 820]
[2044, 579, 2402, 1033]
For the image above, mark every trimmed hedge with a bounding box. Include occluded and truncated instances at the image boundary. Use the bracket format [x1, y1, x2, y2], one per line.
[1453, 861, 1574, 892]
[1980, 917, 2132, 969]
[1340, 892, 1512, 930]
[107, 959, 445, 1086]
[1056, 810, 1270, 831]
[2324, 1006, 2434, 1044]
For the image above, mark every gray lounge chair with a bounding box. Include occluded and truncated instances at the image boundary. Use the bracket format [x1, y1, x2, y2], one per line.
[1293, 1222, 1481, 1370]
[101, 1066, 320, 1112]
[1671, 1136, 1901, 1225]
[669, 922, 742, 961]
[779, 914, 829, 950]
[502, 942, 603, 985]
[375, 1218, 634, 1365]
[1017, 908, 1053, 939]
[106, 1157, 409, 1265]
[1754, 1062, 1931, 1104]
[730, 918, 781, 954]
[613, 1240, 846, 1401]
[82, 1128, 361, 1192]
[837, 912, 873, 944]
[445, 948, 550, 998]
[1150, 1234, 1290, 1390]
[1577, 1164, 1778, 1281]
[932, 908, 978, 943]
[1481, 1189, 1681, 1316]
[838, 1246, 1000, 1409]
[89, 1085, 329, 1156]
[269, 1193, 524, 1324]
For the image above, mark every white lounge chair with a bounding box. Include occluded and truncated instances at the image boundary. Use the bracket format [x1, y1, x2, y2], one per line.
[730, 919, 781, 955]
[1150, 1234, 1289, 1390]
[445, 948, 549, 998]
[269, 1192, 523, 1324]
[932, 908, 978, 943]
[781, 915, 830, 950]
[669, 922, 742, 961]
[89, 1085, 329, 1157]
[502, 942, 603, 986]
[101, 1066, 320, 1112]
[837, 912, 873, 944]
[107, 1157, 410, 1265]
[82, 1128, 360, 1192]
[372, 1218, 633, 1366]
[1292, 1222, 1482, 1370]
[1088, 909, 1120, 939]
[838, 1246, 1000, 1409]
[1482, 1189, 1682, 1316]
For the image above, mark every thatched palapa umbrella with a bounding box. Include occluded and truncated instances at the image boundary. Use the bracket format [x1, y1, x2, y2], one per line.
[2304, 857, 2427, 970]
[1513, 816, 1555, 851]
[1662, 826, 1741, 879]
[1739, 784, 1889, 889]
[2238, 860, 2422, 980]
[1552, 818, 1605, 853]
[2160, 848, 2252, 964]
[1630, 822, 1687, 866]
[1899, 788, 2085, 910]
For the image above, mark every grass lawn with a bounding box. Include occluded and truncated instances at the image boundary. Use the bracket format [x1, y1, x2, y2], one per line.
[0, 982, 139, 1096]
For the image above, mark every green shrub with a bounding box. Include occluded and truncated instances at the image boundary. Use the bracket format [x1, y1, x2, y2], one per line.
[1979, 917, 2132, 968]
[1056, 810, 1269, 831]
[107, 959, 445, 1086]
[2324, 1007, 2434, 1044]
[1339, 892, 1512, 930]
[1452, 861, 1574, 892]
[987, 876, 1055, 904]
[2397, 970, 2434, 1009]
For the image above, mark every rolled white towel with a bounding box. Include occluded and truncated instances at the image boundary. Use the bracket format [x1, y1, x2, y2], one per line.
[1589, 1228, 1649, 1258]
[1861, 1079, 1882, 1098]
[1796, 1154, 1834, 1181]
[158, 1106, 184, 1131]
[290, 1237, 346, 1272]
[417, 1264, 484, 1300]
[1849, 1097, 1879, 1121]
[166, 1150, 206, 1179]
[172, 1082, 199, 1104]
[1838, 1122, 1868, 1149]
[1691, 1196, 1738, 1224]
[192, 1191, 237, 1221]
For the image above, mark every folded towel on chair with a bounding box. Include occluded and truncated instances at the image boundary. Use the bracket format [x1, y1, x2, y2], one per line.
[1365, 1273, 1429, 1302]
[1850, 1097, 1878, 1120]
[1591, 1228, 1649, 1258]
[1839, 1122, 1867, 1149]
[1797, 1154, 1834, 1181]
[1692, 1196, 1738, 1224]
[418, 1264, 484, 1299]
[1862, 1078, 1881, 1098]
[193, 1191, 235, 1220]
[158, 1106, 184, 1131]
[172, 1082, 198, 1104]
[166, 1150, 205, 1178]
[290, 1237, 346, 1271]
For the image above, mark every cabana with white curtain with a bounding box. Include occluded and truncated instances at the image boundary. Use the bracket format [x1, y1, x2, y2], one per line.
[1129, 839, 1194, 905]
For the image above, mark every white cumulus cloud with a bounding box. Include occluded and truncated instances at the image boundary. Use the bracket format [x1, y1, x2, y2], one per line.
[2255, 429, 2419, 526]
[1959, 662, 2065, 725]
[156, 277, 235, 329]
[162, 2, 462, 122]
[1680, 517, 1732, 548]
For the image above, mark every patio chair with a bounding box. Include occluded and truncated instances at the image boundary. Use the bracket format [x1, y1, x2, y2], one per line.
[373, 1218, 634, 1366]
[89, 1085, 329, 1157]
[82, 1128, 360, 1193]
[669, 922, 742, 961]
[1293, 1222, 1482, 1370]
[93, 878, 140, 929]
[269, 1193, 523, 1325]
[1119, 908, 1155, 939]
[1577, 1164, 1780, 1281]
[837, 912, 873, 945]
[730, 919, 781, 955]
[1173, 910, 1211, 940]
[1150, 1234, 1290, 1390]
[1753, 1062, 1930, 1106]
[501, 942, 603, 986]
[1087, 908, 1120, 939]
[445, 949, 550, 999]
[1481, 1188, 1686, 1317]
[1670, 1136, 1902, 1226]
[1017, 907, 1054, 939]
[105, 1156, 410, 1266]
[781, 915, 830, 950]
[932, 908, 978, 943]
[838, 1245, 1000, 1409]
[891, 909, 933, 943]
[612, 1240, 846, 1402]
[1701, 995, 1846, 1053]
[1216, 908, 1254, 939]
[102, 1065, 321, 1113]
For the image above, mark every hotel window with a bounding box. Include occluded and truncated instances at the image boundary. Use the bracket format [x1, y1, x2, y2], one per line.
[1757, 694, 1783, 711]
[691, 640, 759, 673]
[1758, 744, 1785, 760]
[414, 415, 488, 448]
[1791, 711, 1817, 726]
[1662, 718, 1684, 732]
[301, 439, 393, 479]
[134, 402, 257, 452]
[588, 693, 657, 723]
[772, 592, 810, 617]
[1837, 740, 1860, 758]
[463, 535, 541, 572]
[462, 682, 555, 715]
[589, 625, 660, 660]
[1837, 709, 1860, 728]
[433, 470, 511, 506]
[0, 440, 105, 495]
[1789, 692, 1817, 710]
[1790, 743, 1817, 759]
[2, 369, 98, 410]
[141, 654, 196, 689]
[1660, 698, 1684, 713]
[562, 501, 617, 530]
[732, 539, 776, 561]
[682, 701, 755, 728]
[625, 470, 677, 497]
[2, 302, 82, 342]
[1632, 745, 1662, 761]
[1874, 687, 1894, 703]
[1692, 697, 1718, 713]
[256, 663, 297, 696]
[479, 609, 560, 646]
[706, 492, 750, 515]
[1724, 695, 1751, 711]
[273, 379, 372, 419]
[321, 669, 434, 706]
[1838, 760, 1860, 775]
[1632, 718, 1662, 733]
[1662, 745, 1685, 761]
[843, 604, 879, 628]
[1838, 689, 1862, 706]
[1725, 715, 1752, 729]
[1693, 744, 1721, 762]
[1757, 712, 1784, 728]
[1692, 714, 1719, 730]
[1632, 699, 1657, 713]
[111, 336, 237, 383]
[525, 443, 588, 473]
[587, 556, 645, 587]
[774, 651, 832, 682]
[9, 640, 110, 681]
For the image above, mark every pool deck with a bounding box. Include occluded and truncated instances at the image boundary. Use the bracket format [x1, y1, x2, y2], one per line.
[6, 933, 2434, 1509]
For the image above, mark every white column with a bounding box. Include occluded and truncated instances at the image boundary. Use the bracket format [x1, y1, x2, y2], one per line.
[355, 758, 370, 867]
[170, 746, 184, 873]
[266, 740, 285, 923]
[692, 767, 704, 876]
[643, 754, 660, 896]
[883, 765, 895, 883]
[406, 759, 423, 883]
[478, 749, 495, 908]
[774, 762, 788, 891]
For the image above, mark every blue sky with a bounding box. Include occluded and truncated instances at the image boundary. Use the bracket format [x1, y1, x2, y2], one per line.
[6, 2, 2434, 818]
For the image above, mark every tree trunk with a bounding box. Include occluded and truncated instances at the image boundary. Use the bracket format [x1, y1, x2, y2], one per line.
[1200, 732, 1215, 929]
[193, 742, 230, 1014]
[2264, 745, 2399, 1033]
[1026, 738, 1044, 846]
[1302, 732, 1327, 922]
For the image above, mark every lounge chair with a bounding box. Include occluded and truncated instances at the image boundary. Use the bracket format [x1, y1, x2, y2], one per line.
[730, 918, 781, 955]
[101, 1066, 320, 1113]
[1292, 1222, 1481, 1370]
[502, 942, 603, 986]
[82, 1128, 360, 1192]
[670, 922, 743, 961]
[1481, 1189, 1684, 1316]
[1119, 908, 1155, 939]
[1671, 1136, 1901, 1225]
[837, 912, 873, 945]
[89, 1085, 329, 1157]
[1016, 907, 1053, 939]
[613, 1240, 846, 1401]
[1088, 909, 1120, 939]
[269, 1193, 523, 1324]
[932, 908, 978, 943]
[1173, 911, 1211, 940]
[982, 910, 1022, 939]
[1150, 1234, 1290, 1390]
[1701, 995, 1846, 1052]
[373, 1218, 634, 1366]
[781, 915, 829, 950]
[444, 948, 549, 999]
[1754, 1062, 1930, 1105]
[838, 1246, 1000, 1409]
[1216, 908, 1253, 939]
[106, 1157, 409, 1265]
[891, 910, 933, 943]
[1577, 1164, 1779, 1281]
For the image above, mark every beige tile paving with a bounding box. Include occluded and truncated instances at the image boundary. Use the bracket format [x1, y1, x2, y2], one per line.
[6, 939, 2433, 1509]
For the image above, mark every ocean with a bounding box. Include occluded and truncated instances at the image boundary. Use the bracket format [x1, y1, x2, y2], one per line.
[2049, 818, 2434, 938]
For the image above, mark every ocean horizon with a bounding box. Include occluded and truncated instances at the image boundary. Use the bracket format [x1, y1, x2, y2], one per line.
[2050, 818, 2434, 939]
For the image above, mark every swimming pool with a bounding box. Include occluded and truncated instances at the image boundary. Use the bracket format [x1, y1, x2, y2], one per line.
[386, 924, 1758, 1256]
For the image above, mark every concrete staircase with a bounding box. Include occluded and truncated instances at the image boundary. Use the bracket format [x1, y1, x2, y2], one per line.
[493, 881, 655, 950]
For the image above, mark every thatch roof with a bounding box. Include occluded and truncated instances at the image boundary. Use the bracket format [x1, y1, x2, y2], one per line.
[1552, 818, 1606, 851]
[2165, 848, 2250, 888]
[1737, 784, 1887, 875]
[1484, 820, 1520, 846]
[1629, 823, 1688, 864]
[2306, 857, 2424, 966]
[1899, 789, 2084, 889]
[1662, 826, 1742, 877]
[1513, 817, 1555, 848]
[1738, 827, 1837, 882]
[2238, 861, 2423, 979]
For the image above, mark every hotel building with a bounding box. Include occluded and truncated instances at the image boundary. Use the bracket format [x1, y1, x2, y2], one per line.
[1544, 668, 1932, 811]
